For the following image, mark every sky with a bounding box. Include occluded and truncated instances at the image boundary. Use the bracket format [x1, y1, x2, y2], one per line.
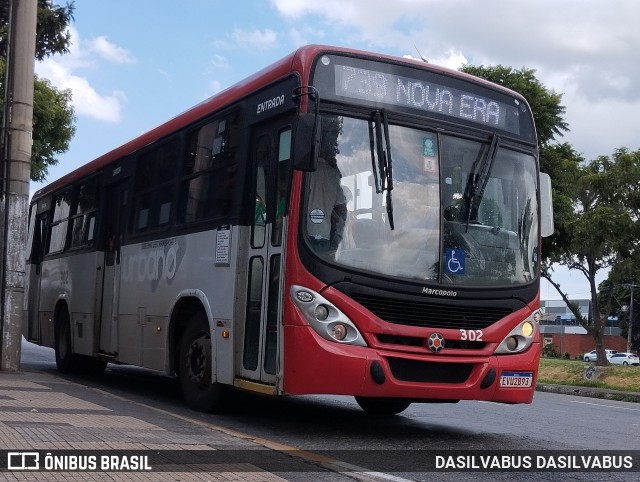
[32, 0, 640, 301]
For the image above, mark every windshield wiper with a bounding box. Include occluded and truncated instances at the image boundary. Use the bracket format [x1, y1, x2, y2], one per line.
[368, 110, 395, 230]
[382, 111, 395, 230]
[368, 118, 382, 193]
[462, 134, 500, 231]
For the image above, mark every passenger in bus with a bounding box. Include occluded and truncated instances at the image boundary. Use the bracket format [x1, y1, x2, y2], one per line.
[307, 155, 347, 253]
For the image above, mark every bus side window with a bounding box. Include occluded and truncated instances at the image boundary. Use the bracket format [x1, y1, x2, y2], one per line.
[178, 113, 239, 224]
[71, 176, 100, 248]
[47, 191, 71, 254]
[26, 207, 48, 272]
[271, 127, 292, 247]
[26, 207, 38, 263]
[28, 212, 50, 274]
[131, 138, 180, 233]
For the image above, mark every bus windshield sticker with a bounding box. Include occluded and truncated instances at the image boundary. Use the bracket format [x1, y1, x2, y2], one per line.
[422, 135, 437, 172]
[309, 208, 325, 224]
[445, 248, 465, 275]
[215, 226, 231, 266]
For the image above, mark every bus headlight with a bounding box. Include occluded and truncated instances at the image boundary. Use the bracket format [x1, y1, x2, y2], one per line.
[495, 311, 540, 354]
[314, 304, 329, 321]
[331, 323, 348, 341]
[291, 285, 366, 346]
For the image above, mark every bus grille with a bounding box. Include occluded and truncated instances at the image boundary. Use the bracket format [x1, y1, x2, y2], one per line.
[387, 358, 473, 383]
[352, 294, 512, 329]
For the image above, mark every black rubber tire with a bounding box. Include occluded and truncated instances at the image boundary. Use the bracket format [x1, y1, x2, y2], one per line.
[178, 312, 222, 412]
[54, 308, 76, 373]
[76, 355, 107, 376]
[354, 396, 411, 416]
[55, 308, 107, 375]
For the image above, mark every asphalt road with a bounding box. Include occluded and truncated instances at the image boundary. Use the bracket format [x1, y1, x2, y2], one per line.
[18, 339, 640, 481]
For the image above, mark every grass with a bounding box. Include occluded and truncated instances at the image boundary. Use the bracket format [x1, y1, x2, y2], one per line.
[537, 357, 640, 392]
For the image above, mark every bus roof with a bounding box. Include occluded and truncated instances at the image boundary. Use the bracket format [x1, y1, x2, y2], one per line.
[32, 44, 528, 201]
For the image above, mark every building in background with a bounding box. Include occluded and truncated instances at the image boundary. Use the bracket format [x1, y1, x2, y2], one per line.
[539, 299, 627, 359]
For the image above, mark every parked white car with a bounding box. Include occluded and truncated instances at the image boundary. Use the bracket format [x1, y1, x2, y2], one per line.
[608, 352, 640, 366]
[583, 349, 617, 362]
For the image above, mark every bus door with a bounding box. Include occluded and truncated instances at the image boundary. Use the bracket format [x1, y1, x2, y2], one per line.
[25, 206, 50, 342]
[238, 121, 292, 387]
[98, 181, 128, 355]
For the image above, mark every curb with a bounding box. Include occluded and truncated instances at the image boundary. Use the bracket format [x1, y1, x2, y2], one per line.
[536, 383, 640, 403]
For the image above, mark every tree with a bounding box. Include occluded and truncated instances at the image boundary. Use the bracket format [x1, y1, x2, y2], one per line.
[459, 64, 638, 365]
[0, 0, 75, 60]
[602, 148, 640, 353]
[31, 71, 76, 181]
[1, 1, 76, 181]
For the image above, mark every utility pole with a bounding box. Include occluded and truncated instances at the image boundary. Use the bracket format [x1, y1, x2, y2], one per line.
[622, 284, 638, 354]
[0, 0, 37, 371]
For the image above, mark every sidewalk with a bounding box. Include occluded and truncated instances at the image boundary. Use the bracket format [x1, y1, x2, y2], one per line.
[0, 368, 378, 481]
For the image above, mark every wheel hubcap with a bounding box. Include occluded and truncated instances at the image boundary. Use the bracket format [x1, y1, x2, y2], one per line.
[186, 333, 211, 385]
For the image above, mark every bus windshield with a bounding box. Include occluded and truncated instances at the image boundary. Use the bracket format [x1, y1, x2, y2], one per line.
[303, 115, 539, 287]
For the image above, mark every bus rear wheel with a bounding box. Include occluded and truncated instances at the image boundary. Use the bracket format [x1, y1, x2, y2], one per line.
[55, 308, 77, 373]
[354, 396, 411, 416]
[55, 308, 107, 375]
[178, 312, 222, 412]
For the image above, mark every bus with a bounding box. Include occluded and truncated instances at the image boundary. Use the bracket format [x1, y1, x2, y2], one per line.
[24, 45, 553, 415]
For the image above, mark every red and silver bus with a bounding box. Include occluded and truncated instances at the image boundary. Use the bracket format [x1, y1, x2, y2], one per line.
[24, 45, 553, 415]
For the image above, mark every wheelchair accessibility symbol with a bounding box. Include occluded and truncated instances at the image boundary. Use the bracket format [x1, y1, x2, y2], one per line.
[445, 248, 465, 274]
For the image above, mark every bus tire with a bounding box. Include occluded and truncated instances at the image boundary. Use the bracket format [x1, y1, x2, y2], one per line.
[54, 308, 77, 374]
[178, 312, 222, 412]
[77, 355, 107, 376]
[354, 396, 411, 416]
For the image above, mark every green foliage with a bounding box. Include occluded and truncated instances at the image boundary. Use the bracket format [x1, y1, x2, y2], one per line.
[31, 75, 76, 181]
[539, 143, 582, 264]
[0, 1, 75, 60]
[0, 1, 76, 181]
[542, 343, 559, 358]
[597, 149, 640, 353]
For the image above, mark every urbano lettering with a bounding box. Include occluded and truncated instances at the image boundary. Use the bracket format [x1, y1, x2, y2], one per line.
[122, 243, 179, 283]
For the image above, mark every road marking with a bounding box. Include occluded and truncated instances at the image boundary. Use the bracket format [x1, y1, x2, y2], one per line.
[568, 400, 640, 412]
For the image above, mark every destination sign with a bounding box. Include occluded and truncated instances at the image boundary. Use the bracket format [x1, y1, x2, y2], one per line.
[332, 63, 522, 135]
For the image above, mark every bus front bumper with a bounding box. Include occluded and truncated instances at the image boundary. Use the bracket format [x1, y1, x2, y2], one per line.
[283, 325, 540, 405]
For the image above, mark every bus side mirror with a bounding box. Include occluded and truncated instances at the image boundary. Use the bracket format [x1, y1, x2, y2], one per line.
[293, 113, 321, 171]
[540, 172, 554, 237]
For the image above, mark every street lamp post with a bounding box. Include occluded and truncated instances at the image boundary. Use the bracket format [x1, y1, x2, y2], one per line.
[622, 284, 638, 354]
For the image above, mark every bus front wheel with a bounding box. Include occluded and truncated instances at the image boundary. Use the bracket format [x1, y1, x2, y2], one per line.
[178, 312, 222, 412]
[354, 396, 411, 416]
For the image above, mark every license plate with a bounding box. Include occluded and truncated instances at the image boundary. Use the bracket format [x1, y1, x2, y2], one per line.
[499, 371, 533, 388]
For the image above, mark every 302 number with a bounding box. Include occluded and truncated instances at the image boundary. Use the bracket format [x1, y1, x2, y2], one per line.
[460, 329, 483, 341]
